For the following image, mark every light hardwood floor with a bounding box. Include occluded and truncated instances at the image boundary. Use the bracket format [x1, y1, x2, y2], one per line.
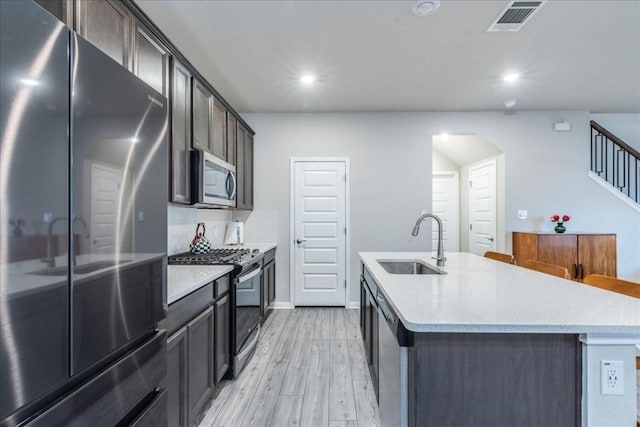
[198, 308, 381, 427]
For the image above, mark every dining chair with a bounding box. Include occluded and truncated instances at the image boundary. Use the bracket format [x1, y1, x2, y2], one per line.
[520, 260, 572, 280]
[484, 251, 516, 265]
[583, 274, 640, 298]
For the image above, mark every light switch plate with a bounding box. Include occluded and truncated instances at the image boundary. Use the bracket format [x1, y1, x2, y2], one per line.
[601, 360, 624, 395]
[517, 210, 528, 220]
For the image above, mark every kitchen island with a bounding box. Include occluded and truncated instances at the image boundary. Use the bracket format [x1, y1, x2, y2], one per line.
[360, 252, 640, 427]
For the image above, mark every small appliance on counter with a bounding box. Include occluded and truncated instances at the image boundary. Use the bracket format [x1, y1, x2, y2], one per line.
[224, 221, 244, 245]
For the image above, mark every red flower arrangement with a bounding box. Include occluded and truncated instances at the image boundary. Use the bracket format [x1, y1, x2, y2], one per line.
[551, 214, 571, 223]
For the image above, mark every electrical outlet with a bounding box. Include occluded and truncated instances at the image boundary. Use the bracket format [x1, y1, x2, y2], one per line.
[601, 360, 624, 395]
[517, 209, 528, 220]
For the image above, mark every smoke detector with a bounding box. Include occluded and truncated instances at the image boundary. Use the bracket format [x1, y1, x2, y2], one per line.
[504, 100, 518, 109]
[488, 1, 546, 32]
[412, 1, 440, 17]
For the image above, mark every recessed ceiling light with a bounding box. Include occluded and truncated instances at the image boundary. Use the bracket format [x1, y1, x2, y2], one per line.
[503, 73, 520, 83]
[413, 0, 440, 16]
[300, 75, 316, 85]
[504, 100, 518, 109]
[439, 132, 450, 141]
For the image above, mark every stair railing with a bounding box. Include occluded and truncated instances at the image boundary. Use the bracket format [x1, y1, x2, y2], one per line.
[590, 120, 640, 205]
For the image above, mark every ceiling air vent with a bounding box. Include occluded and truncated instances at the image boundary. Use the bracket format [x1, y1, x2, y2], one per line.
[487, 1, 546, 32]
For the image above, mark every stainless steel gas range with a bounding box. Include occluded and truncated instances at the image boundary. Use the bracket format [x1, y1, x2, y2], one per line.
[168, 248, 264, 378]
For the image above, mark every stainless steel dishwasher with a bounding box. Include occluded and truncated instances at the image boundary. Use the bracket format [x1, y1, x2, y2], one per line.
[377, 290, 409, 427]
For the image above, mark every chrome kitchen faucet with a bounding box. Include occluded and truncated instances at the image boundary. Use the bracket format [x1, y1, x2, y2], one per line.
[411, 213, 446, 267]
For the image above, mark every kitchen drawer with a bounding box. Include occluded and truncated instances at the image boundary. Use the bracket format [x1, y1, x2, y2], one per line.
[160, 283, 213, 336]
[215, 274, 230, 298]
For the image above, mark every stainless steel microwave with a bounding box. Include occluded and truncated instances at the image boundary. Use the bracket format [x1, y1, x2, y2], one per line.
[191, 150, 236, 207]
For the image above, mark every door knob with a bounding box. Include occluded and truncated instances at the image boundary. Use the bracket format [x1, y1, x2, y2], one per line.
[296, 239, 306, 245]
[484, 236, 495, 242]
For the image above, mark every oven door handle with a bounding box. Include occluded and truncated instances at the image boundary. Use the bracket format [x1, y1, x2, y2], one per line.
[238, 266, 262, 283]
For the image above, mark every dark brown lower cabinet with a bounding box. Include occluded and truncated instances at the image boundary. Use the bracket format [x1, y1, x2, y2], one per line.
[166, 306, 215, 427]
[214, 294, 230, 384]
[360, 271, 378, 399]
[261, 259, 275, 322]
[167, 327, 187, 427]
[187, 306, 215, 427]
[407, 333, 581, 427]
[267, 260, 275, 308]
[164, 273, 231, 427]
[361, 262, 581, 427]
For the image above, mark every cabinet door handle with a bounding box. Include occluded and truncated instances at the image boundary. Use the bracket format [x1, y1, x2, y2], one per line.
[572, 264, 578, 279]
[579, 264, 584, 280]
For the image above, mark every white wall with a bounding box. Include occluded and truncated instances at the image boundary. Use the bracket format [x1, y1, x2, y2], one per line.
[244, 111, 640, 306]
[590, 113, 640, 149]
[432, 149, 459, 172]
[243, 113, 434, 304]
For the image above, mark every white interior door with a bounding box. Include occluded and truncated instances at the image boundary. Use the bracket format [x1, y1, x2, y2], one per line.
[293, 160, 347, 306]
[432, 172, 459, 252]
[90, 163, 122, 254]
[469, 159, 497, 255]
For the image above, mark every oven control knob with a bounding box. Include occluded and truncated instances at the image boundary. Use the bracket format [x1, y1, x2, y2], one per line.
[252, 249, 259, 254]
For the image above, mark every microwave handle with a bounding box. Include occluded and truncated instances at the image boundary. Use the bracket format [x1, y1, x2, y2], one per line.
[229, 171, 237, 200]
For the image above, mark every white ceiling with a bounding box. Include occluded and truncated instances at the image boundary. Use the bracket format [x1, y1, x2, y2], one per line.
[136, 0, 640, 113]
[433, 134, 502, 167]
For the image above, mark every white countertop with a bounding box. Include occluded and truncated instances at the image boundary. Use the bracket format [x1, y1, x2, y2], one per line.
[360, 252, 640, 335]
[167, 264, 234, 304]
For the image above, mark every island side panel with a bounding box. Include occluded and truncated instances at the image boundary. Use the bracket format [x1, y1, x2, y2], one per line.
[408, 333, 581, 427]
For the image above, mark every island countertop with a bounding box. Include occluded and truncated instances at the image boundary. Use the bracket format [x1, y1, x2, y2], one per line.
[360, 252, 640, 335]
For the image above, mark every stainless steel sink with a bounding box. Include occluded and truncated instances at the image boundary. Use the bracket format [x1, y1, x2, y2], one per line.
[31, 260, 130, 276]
[377, 259, 446, 275]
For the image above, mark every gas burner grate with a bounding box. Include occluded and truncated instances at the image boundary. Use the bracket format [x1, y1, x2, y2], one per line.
[168, 248, 259, 265]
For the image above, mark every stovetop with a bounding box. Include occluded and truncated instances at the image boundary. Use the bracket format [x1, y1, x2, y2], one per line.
[168, 248, 261, 265]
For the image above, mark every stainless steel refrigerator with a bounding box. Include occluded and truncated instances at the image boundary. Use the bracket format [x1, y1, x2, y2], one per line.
[1, 2, 168, 425]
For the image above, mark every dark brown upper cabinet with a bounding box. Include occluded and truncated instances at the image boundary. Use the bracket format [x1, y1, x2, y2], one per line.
[226, 114, 237, 166]
[170, 59, 192, 204]
[192, 78, 213, 154]
[211, 98, 227, 160]
[133, 22, 170, 97]
[75, 0, 133, 70]
[236, 123, 254, 210]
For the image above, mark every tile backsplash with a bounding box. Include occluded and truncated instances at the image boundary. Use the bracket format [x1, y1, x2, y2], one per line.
[167, 206, 278, 255]
[233, 210, 278, 243]
[167, 206, 231, 255]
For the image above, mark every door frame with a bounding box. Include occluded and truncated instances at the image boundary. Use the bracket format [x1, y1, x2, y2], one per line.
[289, 157, 351, 308]
[467, 158, 497, 255]
[432, 171, 459, 252]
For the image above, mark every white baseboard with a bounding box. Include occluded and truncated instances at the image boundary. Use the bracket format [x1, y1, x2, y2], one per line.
[273, 301, 359, 309]
[587, 170, 640, 213]
[273, 302, 294, 309]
